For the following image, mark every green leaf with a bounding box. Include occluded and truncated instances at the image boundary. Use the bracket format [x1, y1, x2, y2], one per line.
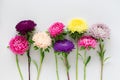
[85, 56, 91, 66]
[80, 46, 85, 50]
[34, 46, 39, 50]
[45, 48, 49, 53]
[98, 52, 102, 58]
[62, 30, 67, 35]
[78, 53, 83, 60]
[31, 59, 38, 72]
[48, 46, 51, 49]
[41, 51, 45, 58]
[68, 64, 71, 70]
[69, 31, 84, 40]
[7, 46, 9, 48]
[28, 39, 34, 44]
[60, 57, 64, 61]
[62, 52, 67, 57]
[104, 57, 110, 62]
[102, 50, 106, 55]
[55, 52, 61, 55]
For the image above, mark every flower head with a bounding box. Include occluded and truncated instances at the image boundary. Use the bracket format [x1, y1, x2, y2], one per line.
[54, 39, 74, 53]
[89, 23, 110, 40]
[78, 36, 97, 49]
[16, 20, 36, 35]
[68, 19, 88, 33]
[32, 32, 52, 49]
[48, 22, 65, 37]
[9, 35, 29, 54]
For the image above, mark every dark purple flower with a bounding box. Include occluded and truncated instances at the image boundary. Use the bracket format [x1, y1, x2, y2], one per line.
[16, 20, 36, 35]
[54, 39, 74, 53]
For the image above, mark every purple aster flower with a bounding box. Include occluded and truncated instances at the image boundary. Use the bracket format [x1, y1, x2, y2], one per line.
[54, 39, 74, 53]
[89, 23, 110, 40]
[16, 20, 36, 35]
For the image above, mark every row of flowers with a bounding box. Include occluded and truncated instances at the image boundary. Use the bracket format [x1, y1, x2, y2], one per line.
[8, 19, 110, 80]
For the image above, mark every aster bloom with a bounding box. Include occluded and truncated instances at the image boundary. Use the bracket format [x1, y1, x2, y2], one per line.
[67, 18, 88, 80]
[68, 19, 88, 33]
[9, 35, 29, 54]
[78, 36, 97, 80]
[9, 35, 29, 80]
[54, 39, 74, 53]
[16, 20, 36, 35]
[89, 23, 110, 40]
[49, 22, 65, 37]
[89, 23, 110, 80]
[32, 32, 52, 80]
[54, 39, 74, 80]
[32, 32, 52, 49]
[78, 36, 97, 49]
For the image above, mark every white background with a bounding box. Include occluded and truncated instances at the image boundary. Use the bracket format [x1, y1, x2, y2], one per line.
[0, 0, 120, 80]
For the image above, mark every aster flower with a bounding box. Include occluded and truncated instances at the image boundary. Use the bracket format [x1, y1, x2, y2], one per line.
[32, 32, 52, 80]
[54, 39, 74, 53]
[78, 36, 97, 80]
[68, 19, 88, 33]
[9, 35, 29, 54]
[9, 35, 29, 80]
[32, 32, 52, 49]
[67, 18, 88, 80]
[16, 20, 36, 35]
[48, 22, 65, 37]
[89, 23, 110, 80]
[16, 20, 37, 80]
[78, 36, 97, 49]
[89, 23, 110, 40]
[54, 39, 74, 80]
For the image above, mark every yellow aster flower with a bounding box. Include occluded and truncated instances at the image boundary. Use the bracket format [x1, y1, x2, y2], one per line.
[68, 19, 88, 33]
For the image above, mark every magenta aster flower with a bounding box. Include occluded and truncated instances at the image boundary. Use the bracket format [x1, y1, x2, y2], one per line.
[78, 36, 97, 49]
[9, 35, 29, 54]
[16, 20, 36, 35]
[48, 22, 65, 37]
[89, 23, 110, 40]
[54, 39, 74, 53]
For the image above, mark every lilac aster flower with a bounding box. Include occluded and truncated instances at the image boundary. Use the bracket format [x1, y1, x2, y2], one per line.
[89, 23, 110, 40]
[54, 39, 74, 53]
[16, 20, 36, 35]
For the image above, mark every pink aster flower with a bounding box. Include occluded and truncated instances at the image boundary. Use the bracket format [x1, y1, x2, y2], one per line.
[48, 22, 65, 37]
[78, 36, 97, 80]
[78, 36, 97, 49]
[9, 35, 29, 54]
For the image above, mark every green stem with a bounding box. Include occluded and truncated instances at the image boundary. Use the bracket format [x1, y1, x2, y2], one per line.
[99, 39, 104, 80]
[76, 39, 79, 80]
[37, 49, 44, 80]
[55, 54, 59, 80]
[100, 60, 104, 80]
[16, 55, 24, 80]
[83, 50, 87, 80]
[64, 55, 70, 80]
